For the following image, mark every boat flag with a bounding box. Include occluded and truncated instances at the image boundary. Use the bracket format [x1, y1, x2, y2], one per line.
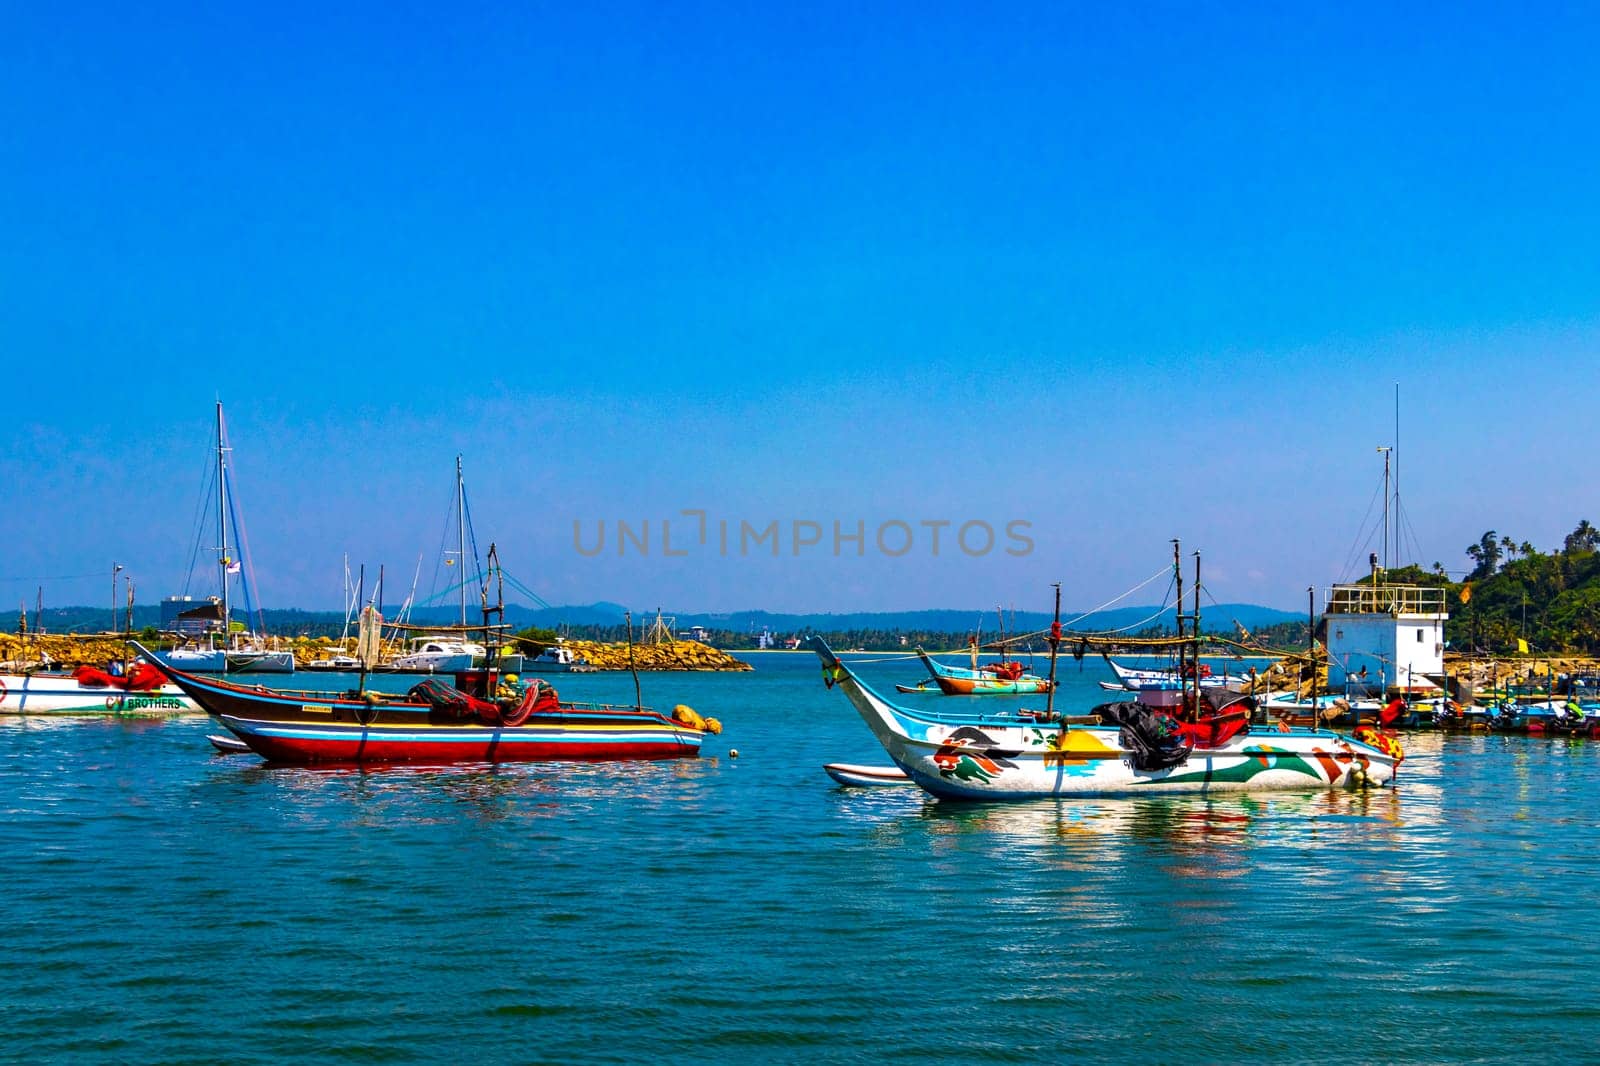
[1517, 637, 1529, 654]
[226, 560, 242, 575]
[1460, 584, 1472, 604]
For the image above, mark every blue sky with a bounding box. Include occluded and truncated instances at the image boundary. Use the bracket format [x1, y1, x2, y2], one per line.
[4, 3, 1599, 616]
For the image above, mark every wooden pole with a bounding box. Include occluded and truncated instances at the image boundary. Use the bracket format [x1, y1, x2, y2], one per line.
[1192, 550, 1202, 719]
[1045, 583, 1061, 718]
[1172, 539, 1184, 710]
[1307, 586, 1316, 730]
[626, 610, 642, 712]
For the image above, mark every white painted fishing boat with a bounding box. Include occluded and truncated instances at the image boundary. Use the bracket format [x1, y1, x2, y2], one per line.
[0, 666, 198, 716]
[1103, 657, 1251, 694]
[809, 638, 1398, 800]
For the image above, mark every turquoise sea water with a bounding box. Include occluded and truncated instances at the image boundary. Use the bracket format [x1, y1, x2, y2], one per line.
[5, 651, 1600, 1063]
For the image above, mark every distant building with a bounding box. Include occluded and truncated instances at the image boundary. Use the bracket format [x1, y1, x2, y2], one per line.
[1323, 581, 1447, 695]
[162, 595, 225, 638]
[681, 625, 712, 643]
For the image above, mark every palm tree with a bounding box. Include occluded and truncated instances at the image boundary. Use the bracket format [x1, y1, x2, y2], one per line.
[1467, 530, 1502, 579]
[1565, 520, 1599, 555]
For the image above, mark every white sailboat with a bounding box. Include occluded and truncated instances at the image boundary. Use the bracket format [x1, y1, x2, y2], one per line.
[155, 403, 294, 674]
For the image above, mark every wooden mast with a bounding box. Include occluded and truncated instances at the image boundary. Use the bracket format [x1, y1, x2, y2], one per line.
[1045, 583, 1061, 718]
[1172, 539, 1185, 714]
[1192, 550, 1202, 720]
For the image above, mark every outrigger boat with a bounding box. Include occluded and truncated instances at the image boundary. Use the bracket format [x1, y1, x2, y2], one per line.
[915, 649, 1055, 696]
[140, 644, 717, 764]
[810, 548, 1399, 800]
[0, 663, 198, 717]
[129, 541, 722, 764]
[812, 638, 1397, 800]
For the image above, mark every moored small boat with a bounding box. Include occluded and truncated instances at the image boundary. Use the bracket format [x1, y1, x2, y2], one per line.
[0, 664, 198, 717]
[138, 642, 717, 765]
[916, 650, 1055, 696]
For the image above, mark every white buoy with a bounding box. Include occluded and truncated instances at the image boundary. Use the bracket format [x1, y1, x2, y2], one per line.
[728, 748, 740, 758]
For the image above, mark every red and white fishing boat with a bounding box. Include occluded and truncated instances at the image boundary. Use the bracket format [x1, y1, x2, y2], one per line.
[135, 641, 717, 764]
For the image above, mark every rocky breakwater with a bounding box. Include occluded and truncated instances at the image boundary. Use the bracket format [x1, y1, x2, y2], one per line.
[0, 634, 137, 669]
[562, 639, 752, 672]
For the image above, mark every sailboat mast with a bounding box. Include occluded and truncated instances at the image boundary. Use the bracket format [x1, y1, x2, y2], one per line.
[216, 402, 230, 644]
[456, 455, 467, 628]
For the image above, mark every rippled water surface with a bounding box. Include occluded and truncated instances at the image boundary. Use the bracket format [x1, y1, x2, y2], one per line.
[5, 652, 1599, 1062]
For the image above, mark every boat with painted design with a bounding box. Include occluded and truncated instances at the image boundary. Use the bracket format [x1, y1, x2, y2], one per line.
[915, 649, 1055, 695]
[137, 641, 715, 764]
[810, 638, 1397, 800]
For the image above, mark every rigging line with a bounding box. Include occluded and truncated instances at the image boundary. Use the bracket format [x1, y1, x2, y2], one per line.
[498, 570, 553, 611]
[0, 571, 124, 583]
[1058, 564, 1175, 629]
[428, 485, 455, 616]
[181, 450, 217, 601]
[1398, 507, 1427, 570]
[1092, 600, 1180, 635]
[1337, 475, 1387, 581]
[462, 490, 485, 599]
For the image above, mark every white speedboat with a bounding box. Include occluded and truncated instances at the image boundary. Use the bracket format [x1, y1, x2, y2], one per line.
[388, 637, 485, 673]
[519, 639, 595, 674]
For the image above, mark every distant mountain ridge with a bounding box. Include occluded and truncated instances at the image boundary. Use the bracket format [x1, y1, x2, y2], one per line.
[483, 601, 1303, 636]
[3, 601, 1302, 637]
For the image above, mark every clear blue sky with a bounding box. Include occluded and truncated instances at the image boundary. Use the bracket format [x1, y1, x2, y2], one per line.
[4, 3, 1598, 616]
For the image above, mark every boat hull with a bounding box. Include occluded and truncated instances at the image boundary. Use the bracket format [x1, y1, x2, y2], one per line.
[153, 649, 296, 674]
[220, 714, 704, 764]
[816, 641, 1396, 800]
[0, 672, 198, 716]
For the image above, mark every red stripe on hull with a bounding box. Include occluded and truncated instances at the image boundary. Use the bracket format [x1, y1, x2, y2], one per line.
[238, 733, 702, 764]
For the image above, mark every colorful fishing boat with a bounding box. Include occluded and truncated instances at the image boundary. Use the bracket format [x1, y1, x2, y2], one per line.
[0, 663, 198, 717]
[915, 650, 1055, 695]
[136, 642, 718, 765]
[811, 638, 1398, 800]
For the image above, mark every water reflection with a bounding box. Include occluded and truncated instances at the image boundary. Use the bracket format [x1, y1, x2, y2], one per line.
[207, 754, 723, 826]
